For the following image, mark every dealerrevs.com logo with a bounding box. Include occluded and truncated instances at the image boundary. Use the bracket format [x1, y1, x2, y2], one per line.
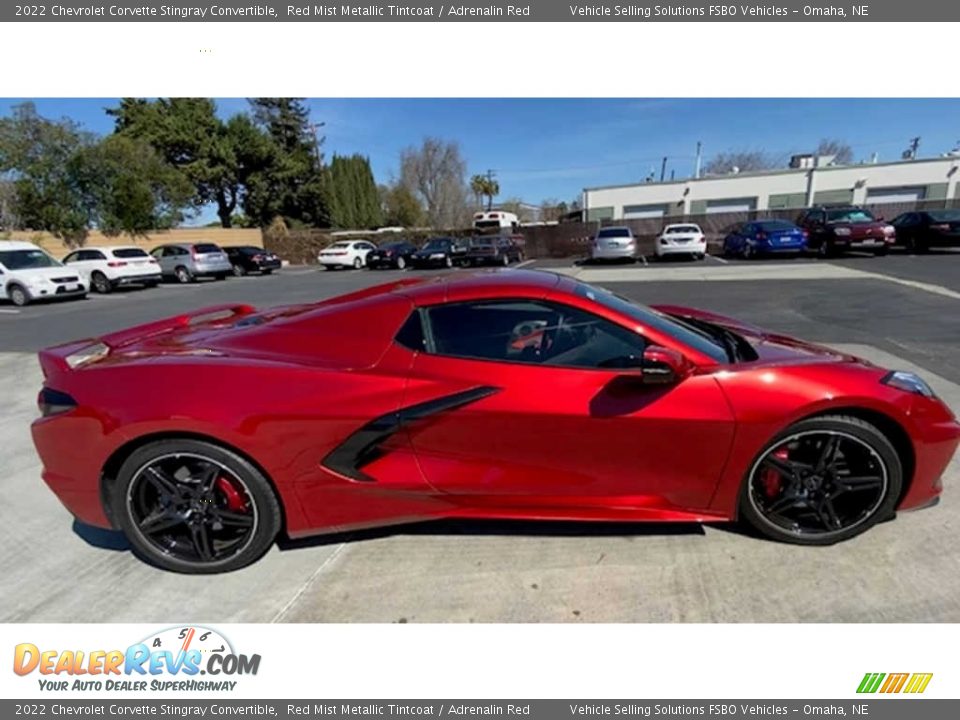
[13, 626, 261, 693]
[857, 672, 933, 694]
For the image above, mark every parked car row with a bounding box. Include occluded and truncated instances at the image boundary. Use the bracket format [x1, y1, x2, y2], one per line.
[0, 240, 281, 307]
[317, 235, 525, 271]
[590, 205, 960, 263]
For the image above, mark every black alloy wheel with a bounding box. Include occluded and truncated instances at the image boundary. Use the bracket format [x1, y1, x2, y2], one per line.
[740, 415, 901, 545]
[112, 440, 281, 573]
[91, 272, 112, 294]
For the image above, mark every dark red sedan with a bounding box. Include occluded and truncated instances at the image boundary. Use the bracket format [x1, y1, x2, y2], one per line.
[32, 270, 959, 572]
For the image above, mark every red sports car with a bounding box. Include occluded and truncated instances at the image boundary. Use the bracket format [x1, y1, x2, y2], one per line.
[32, 270, 959, 573]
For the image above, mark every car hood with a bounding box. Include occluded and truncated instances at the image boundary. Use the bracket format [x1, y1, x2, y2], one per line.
[652, 304, 871, 367]
[9, 267, 76, 282]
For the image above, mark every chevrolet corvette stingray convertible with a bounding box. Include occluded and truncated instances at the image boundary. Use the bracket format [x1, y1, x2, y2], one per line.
[32, 270, 959, 573]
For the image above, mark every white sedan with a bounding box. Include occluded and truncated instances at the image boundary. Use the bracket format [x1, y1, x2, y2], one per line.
[62, 245, 162, 293]
[318, 240, 377, 270]
[655, 224, 707, 260]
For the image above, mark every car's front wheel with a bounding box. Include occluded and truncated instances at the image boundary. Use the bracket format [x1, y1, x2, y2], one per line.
[232, 264, 246, 277]
[396, 256, 406, 270]
[111, 439, 282, 573]
[7, 283, 30, 307]
[739, 415, 901, 545]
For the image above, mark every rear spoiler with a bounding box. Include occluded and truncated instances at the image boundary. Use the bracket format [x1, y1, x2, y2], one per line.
[38, 304, 255, 378]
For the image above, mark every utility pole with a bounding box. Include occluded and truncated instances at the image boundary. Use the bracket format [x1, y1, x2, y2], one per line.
[694, 141, 702, 179]
[903, 136, 921, 160]
[485, 169, 497, 211]
[660, 156, 668, 182]
[308, 121, 326, 167]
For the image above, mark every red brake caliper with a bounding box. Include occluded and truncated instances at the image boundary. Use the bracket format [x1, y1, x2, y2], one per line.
[762, 448, 789, 498]
[215, 476, 248, 511]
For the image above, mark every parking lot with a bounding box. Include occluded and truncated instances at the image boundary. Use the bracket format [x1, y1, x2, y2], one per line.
[2, 250, 960, 622]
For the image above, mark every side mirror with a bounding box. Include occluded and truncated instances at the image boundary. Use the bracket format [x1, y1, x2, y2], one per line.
[640, 345, 690, 385]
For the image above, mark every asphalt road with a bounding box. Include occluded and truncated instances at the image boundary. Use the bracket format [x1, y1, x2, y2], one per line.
[1, 258, 959, 622]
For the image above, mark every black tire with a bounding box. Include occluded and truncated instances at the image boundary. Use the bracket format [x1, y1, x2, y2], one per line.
[215, 273, 228, 281]
[874, 246, 889, 257]
[7, 283, 30, 307]
[501, 253, 510, 266]
[110, 438, 282, 574]
[353, 257, 363, 270]
[323, 265, 334, 271]
[232, 264, 246, 277]
[175, 266, 193, 284]
[817, 241, 834, 258]
[739, 414, 901, 546]
[396, 256, 406, 270]
[741, 244, 754, 260]
[262, 268, 273, 275]
[143, 281, 159, 289]
[445, 255, 453, 268]
[91, 271, 112, 294]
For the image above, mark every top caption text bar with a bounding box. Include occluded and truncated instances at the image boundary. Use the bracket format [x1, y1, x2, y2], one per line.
[5, 1, 957, 22]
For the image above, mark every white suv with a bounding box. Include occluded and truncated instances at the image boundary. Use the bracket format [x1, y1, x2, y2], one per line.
[0, 241, 87, 307]
[63, 245, 162, 293]
[655, 223, 707, 260]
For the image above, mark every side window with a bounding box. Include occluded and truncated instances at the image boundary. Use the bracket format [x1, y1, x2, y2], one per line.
[63, 252, 79, 263]
[424, 300, 646, 369]
[395, 311, 426, 352]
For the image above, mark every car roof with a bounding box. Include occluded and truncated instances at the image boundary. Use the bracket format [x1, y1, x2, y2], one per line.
[397, 268, 562, 305]
[76, 245, 144, 252]
[0, 241, 46, 251]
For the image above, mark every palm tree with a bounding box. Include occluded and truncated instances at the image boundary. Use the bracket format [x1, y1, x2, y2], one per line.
[470, 174, 500, 211]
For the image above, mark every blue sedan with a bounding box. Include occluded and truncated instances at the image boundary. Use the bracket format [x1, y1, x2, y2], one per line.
[722, 220, 808, 259]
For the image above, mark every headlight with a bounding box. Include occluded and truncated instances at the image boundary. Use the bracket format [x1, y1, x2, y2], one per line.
[882, 370, 936, 398]
[834, 227, 852, 236]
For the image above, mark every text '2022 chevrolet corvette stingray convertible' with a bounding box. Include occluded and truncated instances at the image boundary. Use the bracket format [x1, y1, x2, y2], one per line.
[32, 269, 959, 572]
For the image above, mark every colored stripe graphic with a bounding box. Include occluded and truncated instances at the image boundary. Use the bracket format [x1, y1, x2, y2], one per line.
[880, 673, 909, 693]
[903, 673, 934, 694]
[857, 673, 885, 693]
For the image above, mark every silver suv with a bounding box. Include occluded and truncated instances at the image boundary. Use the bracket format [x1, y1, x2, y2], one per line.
[150, 242, 233, 283]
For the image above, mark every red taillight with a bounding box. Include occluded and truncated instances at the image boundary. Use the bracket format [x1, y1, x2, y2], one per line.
[149, 258, 159, 264]
[107, 261, 128, 267]
[802, 229, 809, 238]
[252, 254, 264, 262]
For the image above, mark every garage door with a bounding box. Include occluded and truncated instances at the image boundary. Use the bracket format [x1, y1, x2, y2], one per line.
[705, 197, 756, 214]
[622, 203, 667, 219]
[866, 186, 926, 204]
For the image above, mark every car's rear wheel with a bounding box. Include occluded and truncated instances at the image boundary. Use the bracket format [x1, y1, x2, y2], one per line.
[445, 255, 453, 268]
[8, 283, 30, 307]
[232, 264, 246, 277]
[175, 266, 193, 284]
[353, 257, 363, 270]
[817, 241, 834, 258]
[91, 271, 112, 294]
[739, 415, 901, 545]
[111, 439, 281, 573]
[396, 256, 406, 270]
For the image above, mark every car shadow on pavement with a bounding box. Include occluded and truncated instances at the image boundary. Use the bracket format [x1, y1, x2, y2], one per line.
[277, 517, 710, 552]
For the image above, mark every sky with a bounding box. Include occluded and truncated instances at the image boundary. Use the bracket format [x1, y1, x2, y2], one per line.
[3, 98, 960, 225]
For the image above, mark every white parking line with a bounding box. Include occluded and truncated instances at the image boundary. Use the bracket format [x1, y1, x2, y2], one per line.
[709, 254, 729, 264]
[515, 259, 535, 269]
[0, 309, 20, 315]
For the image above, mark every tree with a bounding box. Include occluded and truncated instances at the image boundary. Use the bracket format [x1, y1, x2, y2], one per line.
[816, 138, 854, 165]
[328, 154, 382, 229]
[244, 98, 329, 228]
[108, 98, 272, 228]
[400, 138, 469, 229]
[470, 173, 499, 211]
[381, 183, 423, 227]
[539, 199, 568, 222]
[0, 102, 94, 245]
[704, 150, 777, 175]
[77, 135, 192, 239]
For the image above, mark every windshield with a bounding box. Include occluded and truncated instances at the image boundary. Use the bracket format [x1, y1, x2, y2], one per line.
[827, 208, 875, 223]
[474, 221, 502, 229]
[0, 248, 61, 270]
[112, 248, 149, 258]
[573, 281, 728, 363]
[597, 227, 631, 239]
[422, 239, 450, 251]
[193, 243, 221, 253]
[928, 210, 960, 222]
[328, 242, 351, 250]
[665, 226, 700, 234]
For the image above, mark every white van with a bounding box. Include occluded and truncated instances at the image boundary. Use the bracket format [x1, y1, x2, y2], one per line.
[473, 210, 520, 233]
[0, 241, 87, 307]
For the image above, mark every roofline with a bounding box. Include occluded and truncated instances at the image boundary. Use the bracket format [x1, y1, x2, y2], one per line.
[582, 155, 960, 194]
